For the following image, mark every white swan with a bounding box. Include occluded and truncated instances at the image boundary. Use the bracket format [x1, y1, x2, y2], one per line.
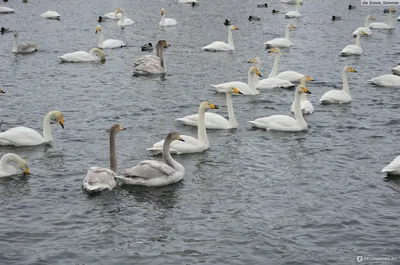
[0, 153, 29, 178]
[60, 48, 106, 63]
[12, 31, 39, 53]
[40, 10, 60, 20]
[116, 8, 134, 29]
[382, 155, 400, 175]
[340, 30, 366, 56]
[103, 9, 122, 20]
[159, 8, 177, 26]
[133, 40, 168, 75]
[248, 85, 311, 131]
[147, 102, 218, 155]
[202, 25, 238, 52]
[117, 132, 185, 187]
[248, 57, 261, 84]
[369, 8, 395, 29]
[255, 48, 295, 89]
[211, 66, 261, 95]
[285, 0, 302, 18]
[83, 124, 124, 193]
[0, 6, 15, 14]
[95, 25, 126, 49]
[352, 15, 375, 36]
[178, 0, 199, 3]
[249, 55, 303, 82]
[0, 110, 64, 146]
[398, 15, 400, 21]
[319, 66, 356, 104]
[369, 74, 400, 87]
[290, 75, 314, 114]
[176, 87, 243, 129]
[392, 65, 400, 76]
[281, 0, 297, 3]
[264, 24, 295, 48]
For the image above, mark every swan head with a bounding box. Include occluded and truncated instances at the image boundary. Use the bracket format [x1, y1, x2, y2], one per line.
[3, 153, 29, 174]
[361, 31, 367, 36]
[298, 0, 303, 5]
[156, 40, 169, 48]
[95, 25, 102, 33]
[0, 89, 5, 94]
[287, 24, 296, 29]
[161, 8, 165, 16]
[12, 30, 18, 37]
[297, 85, 311, 94]
[249, 66, 262, 77]
[115, 8, 124, 14]
[168, 132, 185, 142]
[369, 15, 376, 20]
[344, 66, 357, 73]
[229, 25, 238, 31]
[267, 47, 280, 54]
[18, 158, 29, 174]
[302, 75, 314, 82]
[51, 111, 64, 129]
[110, 124, 125, 134]
[248, 57, 260, 64]
[200, 101, 219, 110]
[391, 8, 396, 13]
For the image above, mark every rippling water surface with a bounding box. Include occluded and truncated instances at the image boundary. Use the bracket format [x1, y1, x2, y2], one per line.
[0, 0, 400, 264]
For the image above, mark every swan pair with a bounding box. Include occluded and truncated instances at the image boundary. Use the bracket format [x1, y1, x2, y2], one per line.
[264, 24, 295, 48]
[212, 66, 262, 95]
[319, 66, 356, 104]
[290, 75, 314, 114]
[352, 15, 375, 36]
[147, 102, 219, 155]
[341, 30, 367, 56]
[202, 25, 238, 52]
[0, 111, 64, 146]
[133, 40, 168, 75]
[95, 25, 126, 49]
[285, 0, 302, 18]
[40, 11, 61, 20]
[369, 8, 395, 29]
[159, 8, 177, 26]
[12, 31, 39, 53]
[248, 85, 312, 132]
[0, 153, 29, 178]
[60, 48, 106, 63]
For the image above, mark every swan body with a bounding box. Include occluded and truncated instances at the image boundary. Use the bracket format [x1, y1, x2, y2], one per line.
[369, 74, 400, 87]
[0, 6, 15, 13]
[159, 8, 177, 26]
[147, 102, 218, 155]
[12, 31, 39, 53]
[382, 155, 400, 175]
[40, 10, 60, 20]
[264, 24, 295, 48]
[352, 15, 375, 36]
[178, 0, 198, 3]
[60, 48, 106, 63]
[398, 15, 400, 21]
[176, 87, 242, 129]
[392, 65, 400, 76]
[95, 25, 126, 49]
[290, 75, 314, 114]
[0, 153, 29, 178]
[281, 0, 296, 3]
[341, 31, 366, 56]
[275, 71, 304, 82]
[285, 0, 302, 18]
[116, 8, 134, 29]
[133, 40, 168, 75]
[103, 10, 122, 20]
[248, 85, 311, 131]
[202, 25, 238, 52]
[83, 124, 124, 193]
[0, 111, 64, 146]
[118, 132, 185, 187]
[369, 8, 395, 29]
[320, 66, 356, 104]
[212, 66, 262, 95]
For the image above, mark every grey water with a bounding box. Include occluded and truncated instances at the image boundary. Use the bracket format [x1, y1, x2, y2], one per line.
[0, 0, 400, 264]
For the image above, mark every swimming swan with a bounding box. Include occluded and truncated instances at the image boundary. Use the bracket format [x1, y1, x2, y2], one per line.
[0, 153, 29, 178]
[211, 66, 262, 95]
[248, 57, 261, 84]
[159, 8, 177, 26]
[340, 30, 366, 56]
[176, 87, 243, 129]
[369, 8, 395, 29]
[117, 132, 185, 187]
[285, 0, 302, 18]
[392, 65, 400, 76]
[116, 8, 134, 29]
[40, 10, 61, 20]
[248, 85, 311, 131]
[319, 66, 356, 104]
[12, 31, 39, 53]
[59, 48, 106, 63]
[178, 0, 199, 3]
[0, 110, 64, 146]
[146, 102, 218, 155]
[202, 25, 238, 52]
[133, 40, 168, 75]
[103, 9, 123, 20]
[382, 155, 400, 175]
[352, 15, 375, 36]
[290, 75, 314, 114]
[83, 124, 124, 193]
[95, 25, 126, 49]
[0, 6, 15, 14]
[369, 74, 400, 87]
[264, 24, 295, 48]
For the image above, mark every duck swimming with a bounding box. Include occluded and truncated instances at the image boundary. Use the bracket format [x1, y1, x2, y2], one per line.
[257, 3, 268, 7]
[224, 19, 232, 26]
[272, 9, 280, 14]
[1, 27, 10, 34]
[348, 5, 356, 10]
[98, 16, 105, 22]
[332, 16, 342, 21]
[249, 16, 261, 21]
[141, 43, 153, 51]
[191, 2, 199, 6]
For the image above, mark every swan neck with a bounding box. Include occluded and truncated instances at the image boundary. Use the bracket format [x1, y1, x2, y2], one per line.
[157, 45, 166, 71]
[226, 93, 237, 127]
[342, 70, 350, 95]
[0, 154, 20, 169]
[285, 26, 290, 40]
[364, 16, 370, 27]
[355, 32, 361, 47]
[161, 14, 165, 25]
[109, 128, 117, 173]
[296, 1, 301, 11]
[388, 11, 393, 27]
[162, 135, 180, 169]
[13, 34, 18, 50]
[294, 91, 305, 123]
[228, 27, 233, 46]
[98, 30, 104, 48]
[248, 70, 258, 94]
[43, 111, 56, 142]
[198, 106, 208, 146]
[269, 53, 280, 78]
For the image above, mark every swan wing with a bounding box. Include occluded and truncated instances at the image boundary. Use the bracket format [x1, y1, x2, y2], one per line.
[275, 71, 304, 82]
[211, 81, 251, 93]
[147, 135, 205, 154]
[319, 90, 351, 104]
[202, 41, 233, 51]
[60, 51, 94, 62]
[265, 38, 292, 48]
[341, 45, 362, 55]
[176, 113, 231, 129]
[133, 61, 164, 75]
[369, 22, 391, 29]
[17, 43, 39, 53]
[83, 167, 117, 192]
[104, 12, 122, 19]
[124, 160, 175, 179]
[41, 11, 60, 19]
[369, 75, 400, 87]
[285, 11, 301, 17]
[0, 7, 15, 13]
[255, 78, 294, 89]
[248, 115, 299, 131]
[0, 127, 45, 146]
[382, 155, 400, 173]
[290, 100, 314, 114]
[391, 66, 400, 76]
[102, 39, 126, 48]
[352, 27, 372, 36]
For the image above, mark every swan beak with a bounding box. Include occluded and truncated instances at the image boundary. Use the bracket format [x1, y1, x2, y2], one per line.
[248, 59, 254, 63]
[371, 16, 376, 20]
[119, 125, 125, 131]
[233, 88, 243, 95]
[303, 87, 311, 94]
[267, 48, 276, 53]
[291, 25, 296, 29]
[210, 104, 219, 109]
[350, 68, 357, 73]
[95, 27, 100, 33]
[24, 167, 29, 174]
[178, 136, 185, 142]
[59, 118, 64, 129]
[256, 71, 262, 77]
[161, 10, 164, 16]
[0, 89, 5, 93]
[233, 26, 239, 30]
[116, 8, 121, 14]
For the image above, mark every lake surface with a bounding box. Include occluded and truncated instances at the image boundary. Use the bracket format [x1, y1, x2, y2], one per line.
[0, 0, 400, 264]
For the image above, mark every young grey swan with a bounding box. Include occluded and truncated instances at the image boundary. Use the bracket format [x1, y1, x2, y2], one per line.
[133, 40, 168, 75]
[117, 132, 185, 187]
[83, 124, 125, 193]
[12, 30, 39, 53]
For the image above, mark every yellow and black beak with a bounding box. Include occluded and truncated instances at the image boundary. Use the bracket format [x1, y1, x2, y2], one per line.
[178, 136, 185, 142]
[24, 167, 29, 174]
[248, 59, 254, 63]
[210, 104, 219, 109]
[59, 118, 64, 129]
[0, 89, 5, 94]
[303, 87, 311, 94]
[233, 88, 243, 95]
[120, 125, 125, 131]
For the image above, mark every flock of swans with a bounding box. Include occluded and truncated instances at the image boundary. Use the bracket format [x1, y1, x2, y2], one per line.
[1, 1, 400, 193]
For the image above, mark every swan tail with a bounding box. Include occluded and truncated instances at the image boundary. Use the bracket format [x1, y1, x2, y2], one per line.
[83, 182, 109, 193]
[146, 147, 163, 155]
[211, 85, 225, 93]
[247, 121, 266, 128]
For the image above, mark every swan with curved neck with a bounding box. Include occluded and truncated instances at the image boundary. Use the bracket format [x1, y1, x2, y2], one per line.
[212, 66, 262, 95]
[352, 15, 375, 36]
[248, 85, 311, 131]
[159, 8, 177, 26]
[0, 153, 29, 177]
[176, 87, 243, 129]
[341, 31, 366, 56]
[12, 31, 39, 53]
[290, 75, 314, 114]
[95, 25, 126, 49]
[147, 102, 218, 155]
[319, 66, 356, 104]
[0, 110, 64, 146]
[83, 124, 124, 193]
[116, 8, 134, 29]
[369, 8, 395, 29]
[117, 132, 185, 187]
[202, 25, 239, 52]
[60, 48, 106, 63]
[133, 40, 168, 75]
[285, 0, 302, 18]
[265, 24, 295, 48]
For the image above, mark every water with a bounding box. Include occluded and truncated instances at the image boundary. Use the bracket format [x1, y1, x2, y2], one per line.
[0, 0, 400, 264]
